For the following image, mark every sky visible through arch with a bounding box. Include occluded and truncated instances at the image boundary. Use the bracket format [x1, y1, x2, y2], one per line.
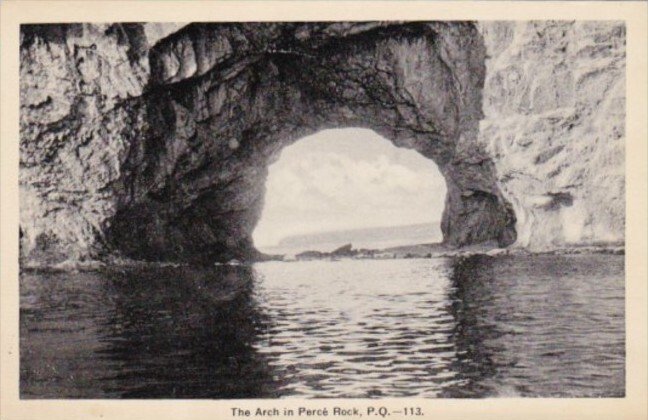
[253, 128, 447, 251]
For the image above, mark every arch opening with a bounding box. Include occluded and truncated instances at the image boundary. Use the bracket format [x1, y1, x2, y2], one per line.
[253, 128, 448, 256]
[98, 22, 517, 265]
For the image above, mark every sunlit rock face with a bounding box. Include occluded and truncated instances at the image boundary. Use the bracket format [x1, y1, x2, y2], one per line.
[19, 24, 153, 263]
[19, 21, 624, 264]
[478, 21, 625, 250]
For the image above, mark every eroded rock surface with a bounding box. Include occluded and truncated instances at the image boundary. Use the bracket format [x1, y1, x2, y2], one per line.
[478, 21, 625, 249]
[19, 21, 624, 264]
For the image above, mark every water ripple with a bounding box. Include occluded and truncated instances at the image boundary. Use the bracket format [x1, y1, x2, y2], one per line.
[20, 254, 624, 398]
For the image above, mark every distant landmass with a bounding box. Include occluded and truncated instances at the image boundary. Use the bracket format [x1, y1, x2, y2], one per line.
[259, 222, 442, 255]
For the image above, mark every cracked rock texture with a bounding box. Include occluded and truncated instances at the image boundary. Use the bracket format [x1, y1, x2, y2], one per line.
[478, 21, 625, 249]
[19, 21, 624, 264]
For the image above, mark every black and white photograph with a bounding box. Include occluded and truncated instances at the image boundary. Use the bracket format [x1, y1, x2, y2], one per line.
[2, 2, 645, 416]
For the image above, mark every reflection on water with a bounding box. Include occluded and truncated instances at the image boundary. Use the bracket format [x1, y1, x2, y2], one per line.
[20, 255, 624, 398]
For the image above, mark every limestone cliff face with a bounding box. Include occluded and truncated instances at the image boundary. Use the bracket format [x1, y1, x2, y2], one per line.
[478, 21, 625, 250]
[18, 21, 624, 264]
[20, 24, 150, 263]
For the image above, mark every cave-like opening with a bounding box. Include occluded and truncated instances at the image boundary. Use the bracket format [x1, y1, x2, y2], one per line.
[253, 128, 448, 256]
[88, 22, 517, 265]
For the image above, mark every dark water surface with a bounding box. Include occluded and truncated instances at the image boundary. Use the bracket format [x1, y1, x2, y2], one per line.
[20, 254, 624, 398]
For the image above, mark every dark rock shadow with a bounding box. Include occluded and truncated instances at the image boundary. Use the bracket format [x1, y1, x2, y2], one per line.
[94, 265, 280, 398]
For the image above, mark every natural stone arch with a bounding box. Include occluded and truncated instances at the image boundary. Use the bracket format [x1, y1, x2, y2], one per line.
[105, 22, 516, 263]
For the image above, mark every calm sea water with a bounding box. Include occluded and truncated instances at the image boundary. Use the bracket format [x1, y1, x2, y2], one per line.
[20, 254, 624, 398]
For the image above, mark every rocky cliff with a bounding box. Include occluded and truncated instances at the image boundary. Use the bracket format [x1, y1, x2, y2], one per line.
[18, 21, 624, 265]
[478, 21, 625, 250]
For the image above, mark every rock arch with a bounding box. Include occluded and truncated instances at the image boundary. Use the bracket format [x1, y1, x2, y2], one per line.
[19, 22, 520, 264]
[105, 22, 515, 263]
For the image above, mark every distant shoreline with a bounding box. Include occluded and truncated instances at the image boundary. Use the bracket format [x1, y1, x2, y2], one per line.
[258, 222, 442, 255]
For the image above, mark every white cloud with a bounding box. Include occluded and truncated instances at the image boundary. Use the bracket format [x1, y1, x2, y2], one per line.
[253, 129, 447, 247]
